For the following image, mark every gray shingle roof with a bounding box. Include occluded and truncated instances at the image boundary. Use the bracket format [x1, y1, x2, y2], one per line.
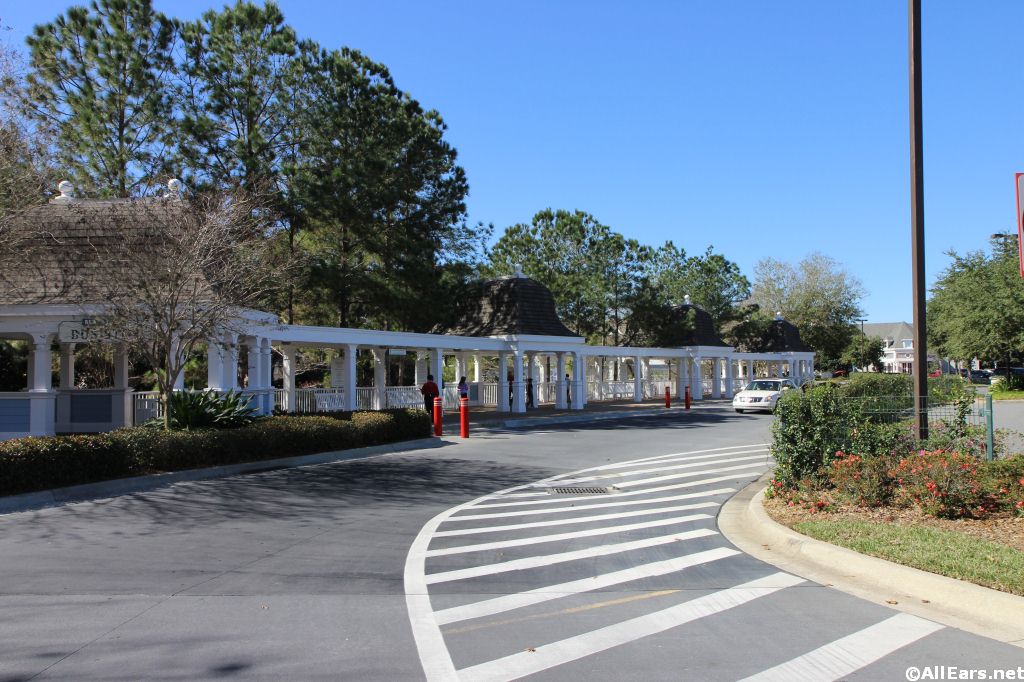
[0, 198, 189, 305]
[762, 318, 812, 352]
[444, 276, 579, 337]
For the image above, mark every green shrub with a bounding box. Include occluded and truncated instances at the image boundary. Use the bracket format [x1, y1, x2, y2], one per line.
[842, 373, 912, 398]
[892, 449, 990, 518]
[771, 384, 853, 486]
[0, 409, 432, 497]
[828, 451, 897, 507]
[157, 390, 259, 430]
[981, 455, 1024, 516]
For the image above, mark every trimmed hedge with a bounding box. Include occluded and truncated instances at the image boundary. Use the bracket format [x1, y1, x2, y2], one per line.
[0, 409, 431, 497]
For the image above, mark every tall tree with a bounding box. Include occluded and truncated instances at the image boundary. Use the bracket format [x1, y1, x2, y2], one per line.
[647, 243, 750, 331]
[176, 0, 297, 193]
[928, 236, 1024, 369]
[18, 0, 176, 196]
[749, 252, 865, 369]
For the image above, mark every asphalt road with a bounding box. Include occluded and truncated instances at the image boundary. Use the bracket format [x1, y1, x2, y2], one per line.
[1, 407, 1021, 681]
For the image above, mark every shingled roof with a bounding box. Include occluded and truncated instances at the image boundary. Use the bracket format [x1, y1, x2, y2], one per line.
[762, 317, 812, 352]
[0, 187, 190, 305]
[444, 274, 579, 338]
[664, 302, 731, 347]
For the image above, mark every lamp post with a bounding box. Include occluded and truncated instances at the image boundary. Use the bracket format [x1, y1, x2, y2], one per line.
[909, 0, 928, 441]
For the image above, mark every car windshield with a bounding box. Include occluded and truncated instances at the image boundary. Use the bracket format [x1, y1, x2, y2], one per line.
[745, 380, 782, 392]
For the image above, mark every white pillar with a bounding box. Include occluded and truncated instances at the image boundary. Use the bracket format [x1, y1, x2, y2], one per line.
[29, 334, 55, 436]
[571, 352, 585, 410]
[512, 350, 525, 413]
[455, 352, 467, 384]
[259, 338, 273, 414]
[709, 358, 721, 399]
[498, 353, 510, 411]
[114, 345, 129, 390]
[282, 345, 297, 412]
[556, 353, 568, 409]
[246, 337, 262, 395]
[415, 352, 427, 385]
[473, 354, 482, 383]
[172, 335, 186, 391]
[633, 355, 643, 402]
[373, 349, 387, 410]
[223, 334, 239, 391]
[724, 358, 735, 398]
[430, 349, 444, 393]
[675, 358, 686, 399]
[207, 338, 224, 391]
[59, 343, 75, 389]
[344, 344, 358, 411]
[692, 356, 703, 401]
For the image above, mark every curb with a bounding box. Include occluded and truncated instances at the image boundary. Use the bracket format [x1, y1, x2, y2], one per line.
[718, 473, 1024, 648]
[0, 437, 444, 516]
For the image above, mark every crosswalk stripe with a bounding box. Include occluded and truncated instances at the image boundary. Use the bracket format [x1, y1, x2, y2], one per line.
[424, 528, 718, 584]
[433, 546, 740, 626]
[464, 472, 764, 509]
[614, 463, 768, 489]
[549, 444, 769, 475]
[551, 454, 767, 486]
[456, 572, 806, 682]
[445, 489, 735, 522]
[738, 613, 944, 681]
[425, 514, 711, 557]
[573, 446, 769, 473]
[434, 502, 719, 537]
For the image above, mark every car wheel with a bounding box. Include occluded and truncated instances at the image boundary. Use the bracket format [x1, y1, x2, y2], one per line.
[735, 408, 745, 414]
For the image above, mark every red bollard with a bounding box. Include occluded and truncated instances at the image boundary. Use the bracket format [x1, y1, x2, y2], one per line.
[460, 397, 470, 438]
[665, 386, 671, 408]
[433, 396, 443, 436]
[684, 385, 692, 410]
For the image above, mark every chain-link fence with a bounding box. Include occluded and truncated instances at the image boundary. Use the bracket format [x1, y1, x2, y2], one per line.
[841, 394, 995, 460]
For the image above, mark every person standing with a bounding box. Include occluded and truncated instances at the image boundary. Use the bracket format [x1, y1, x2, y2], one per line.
[420, 374, 439, 413]
[457, 376, 469, 400]
[526, 376, 534, 409]
[565, 372, 572, 406]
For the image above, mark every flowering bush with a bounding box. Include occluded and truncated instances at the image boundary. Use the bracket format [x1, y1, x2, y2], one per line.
[764, 478, 835, 513]
[891, 449, 991, 518]
[828, 451, 896, 507]
[982, 455, 1024, 517]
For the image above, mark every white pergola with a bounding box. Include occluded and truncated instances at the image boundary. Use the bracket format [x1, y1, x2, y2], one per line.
[0, 303, 815, 441]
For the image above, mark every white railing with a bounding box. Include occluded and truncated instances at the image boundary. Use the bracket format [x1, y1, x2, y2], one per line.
[133, 390, 163, 424]
[355, 387, 375, 411]
[644, 380, 673, 399]
[701, 378, 713, 397]
[586, 381, 635, 401]
[536, 381, 557, 404]
[442, 385, 460, 410]
[385, 386, 422, 409]
[481, 383, 498, 407]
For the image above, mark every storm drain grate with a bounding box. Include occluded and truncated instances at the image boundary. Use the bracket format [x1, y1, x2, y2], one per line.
[545, 486, 617, 495]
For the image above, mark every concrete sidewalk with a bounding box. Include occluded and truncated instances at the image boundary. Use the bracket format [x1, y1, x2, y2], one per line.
[718, 473, 1024, 648]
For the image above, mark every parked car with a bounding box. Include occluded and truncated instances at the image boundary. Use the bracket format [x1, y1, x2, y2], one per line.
[969, 370, 990, 384]
[832, 369, 848, 378]
[733, 378, 797, 413]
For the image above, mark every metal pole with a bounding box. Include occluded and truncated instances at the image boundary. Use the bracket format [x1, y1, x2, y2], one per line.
[909, 0, 928, 441]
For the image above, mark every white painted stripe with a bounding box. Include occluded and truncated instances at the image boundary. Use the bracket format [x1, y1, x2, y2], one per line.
[424, 528, 718, 584]
[425, 514, 711, 557]
[434, 546, 740, 626]
[457, 573, 806, 682]
[465, 472, 764, 509]
[445, 489, 736, 522]
[552, 454, 767, 486]
[739, 613, 944, 682]
[435, 502, 719, 537]
[577, 446, 769, 473]
[614, 463, 768, 489]
[545, 443, 769, 476]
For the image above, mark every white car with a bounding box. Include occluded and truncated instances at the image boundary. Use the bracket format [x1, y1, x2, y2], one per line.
[732, 378, 798, 413]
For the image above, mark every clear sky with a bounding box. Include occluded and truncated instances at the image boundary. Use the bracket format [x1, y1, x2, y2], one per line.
[3, 1, 1021, 323]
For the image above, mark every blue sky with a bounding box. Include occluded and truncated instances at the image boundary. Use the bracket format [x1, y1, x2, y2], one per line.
[4, 1, 1021, 323]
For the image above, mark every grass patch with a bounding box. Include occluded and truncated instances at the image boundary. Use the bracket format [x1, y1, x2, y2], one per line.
[990, 390, 1024, 401]
[792, 519, 1024, 596]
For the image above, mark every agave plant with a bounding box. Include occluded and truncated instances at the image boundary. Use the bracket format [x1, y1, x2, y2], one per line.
[156, 390, 260, 430]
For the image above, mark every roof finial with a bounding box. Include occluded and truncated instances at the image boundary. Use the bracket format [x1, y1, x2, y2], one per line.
[775, 311, 783, 320]
[53, 180, 75, 202]
[167, 178, 183, 196]
[513, 263, 524, 278]
[683, 294, 691, 306]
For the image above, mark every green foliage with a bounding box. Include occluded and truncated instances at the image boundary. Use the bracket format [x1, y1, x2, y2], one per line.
[980, 455, 1024, 515]
[749, 253, 865, 369]
[841, 372, 912, 398]
[770, 385, 851, 485]
[840, 335, 884, 372]
[828, 451, 897, 507]
[0, 409, 431, 496]
[21, 0, 176, 196]
[891, 450, 989, 518]
[646, 243, 750, 332]
[157, 390, 259, 430]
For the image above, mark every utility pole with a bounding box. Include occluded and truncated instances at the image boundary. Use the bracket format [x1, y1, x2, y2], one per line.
[909, 0, 928, 440]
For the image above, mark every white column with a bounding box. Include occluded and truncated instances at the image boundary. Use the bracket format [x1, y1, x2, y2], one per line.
[692, 356, 704, 401]
[246, 337, 262, 398]
[633, 355, 643, 402]
[709, 358, 721, 399]
[207, 338, 224, 391]
[724, 358, 735, 398]
[512, 350, 525, 413]
[344, 344, 358, 411]
[172, 335, 186, 391]
[556, 353, 567, 409]
[259, 338, 273, 414]
[223, 334, 239, 391]
[571, 352, 585, 410]
[29, 333, 55, 436]
[747, 359, 755, 380]
[675, 358, 686, 399]
[282, 345, 297, 413]
[59, 343, 75, 389]
[498, 353, 510, 411]
[455, 352, 467, 384]
[373, 349, 387, 410]
[430, 349, 444, 393]
[113, 344, 132, 427]
[473, 354, 482, 383]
